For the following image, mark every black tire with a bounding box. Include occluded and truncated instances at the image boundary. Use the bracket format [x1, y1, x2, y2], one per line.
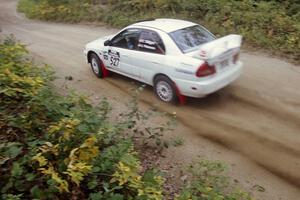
[90, 53, 103, 78]
[154, 75, 178, 103]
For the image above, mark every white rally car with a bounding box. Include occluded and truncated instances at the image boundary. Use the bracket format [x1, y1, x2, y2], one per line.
[84, 19, 242, 104]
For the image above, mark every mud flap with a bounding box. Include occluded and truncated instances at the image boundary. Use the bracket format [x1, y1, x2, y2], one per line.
[100, 60, 109, 78]
[173, 82, 186, 105]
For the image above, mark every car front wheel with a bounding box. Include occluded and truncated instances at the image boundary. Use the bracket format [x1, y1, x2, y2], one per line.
[90, 53, 103, 78]
[154, 75, 177, 103]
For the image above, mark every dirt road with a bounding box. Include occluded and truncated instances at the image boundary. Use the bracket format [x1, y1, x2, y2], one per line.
[1, 0, 300, 199]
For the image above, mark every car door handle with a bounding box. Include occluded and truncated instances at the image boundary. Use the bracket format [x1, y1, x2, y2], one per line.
[151, 61, 159, 64]
[122, 54, 129, 58]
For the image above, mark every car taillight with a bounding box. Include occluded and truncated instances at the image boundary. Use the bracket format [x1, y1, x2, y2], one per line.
[196, 62, 216, 77]
[233, 53, 239, 64]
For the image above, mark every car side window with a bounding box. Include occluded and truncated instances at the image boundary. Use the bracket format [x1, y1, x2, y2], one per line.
[110, 29, 141, 50]
[137, 30, 165, 54]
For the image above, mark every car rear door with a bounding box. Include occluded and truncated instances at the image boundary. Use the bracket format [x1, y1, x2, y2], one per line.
[130, 29, 167, 84]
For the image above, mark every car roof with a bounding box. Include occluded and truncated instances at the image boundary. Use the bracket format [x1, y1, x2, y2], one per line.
[131, 18, 197, 33]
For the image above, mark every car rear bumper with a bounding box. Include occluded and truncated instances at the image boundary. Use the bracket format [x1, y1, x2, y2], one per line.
[173, 61, 242, 98]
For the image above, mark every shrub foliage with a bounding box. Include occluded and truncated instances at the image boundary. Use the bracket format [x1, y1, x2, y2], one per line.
[176, 160, 251, 200]
[18, 0, 300, 62]
[0, 36, 164, 200]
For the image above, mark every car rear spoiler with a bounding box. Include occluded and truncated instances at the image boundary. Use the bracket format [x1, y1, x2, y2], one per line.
[194, 34, 242, 63]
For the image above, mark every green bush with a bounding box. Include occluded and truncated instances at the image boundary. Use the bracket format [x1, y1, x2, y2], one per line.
[18, 0, 300, 62]
[175, 160, 251, 200]
[18, 0, 102, 23]
[0, 35, 164, 199]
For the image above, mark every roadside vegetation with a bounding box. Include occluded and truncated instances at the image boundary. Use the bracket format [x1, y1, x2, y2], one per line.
[18, 0, 300, 63]
[0, 35, 165, 200]
[0, 36, 252, 199]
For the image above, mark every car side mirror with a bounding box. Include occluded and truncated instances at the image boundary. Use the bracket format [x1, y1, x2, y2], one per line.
[104, 40, 111, 46]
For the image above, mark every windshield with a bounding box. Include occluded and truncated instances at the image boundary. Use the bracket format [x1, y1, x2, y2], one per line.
[169, 25, 216, 53]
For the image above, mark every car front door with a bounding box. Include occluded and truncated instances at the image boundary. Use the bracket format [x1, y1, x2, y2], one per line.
[104, 28, 141, 77]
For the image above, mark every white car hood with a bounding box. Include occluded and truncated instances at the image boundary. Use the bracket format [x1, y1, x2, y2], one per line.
[85, 35, 114, 49]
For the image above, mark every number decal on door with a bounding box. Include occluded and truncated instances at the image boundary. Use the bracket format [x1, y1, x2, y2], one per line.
[108, 50, 120, 67]
[110, 57, 119, 67]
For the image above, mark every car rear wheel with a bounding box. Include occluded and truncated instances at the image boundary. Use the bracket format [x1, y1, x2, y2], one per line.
[154, 75, 177, 103]
[90, 53, 103, 78]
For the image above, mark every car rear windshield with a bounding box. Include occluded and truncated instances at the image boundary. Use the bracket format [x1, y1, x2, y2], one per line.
[169, 25, 216, 53]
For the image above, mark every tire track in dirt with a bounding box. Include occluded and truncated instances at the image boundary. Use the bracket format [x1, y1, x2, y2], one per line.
[155, 102, 300, 187]
[106, 67, 300, 187]
[229, 87, 300, 129]
[105, 75, 300, 187]
[161, 106, 299, 189]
